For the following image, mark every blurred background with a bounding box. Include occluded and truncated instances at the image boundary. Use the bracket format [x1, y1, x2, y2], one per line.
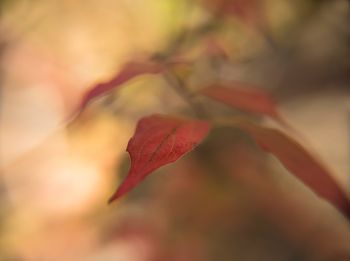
[1, 0, 350, 260]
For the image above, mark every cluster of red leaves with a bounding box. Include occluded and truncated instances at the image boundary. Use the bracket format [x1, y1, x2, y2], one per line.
[74, 0, 350, 220]
[76, 57, 350, 220]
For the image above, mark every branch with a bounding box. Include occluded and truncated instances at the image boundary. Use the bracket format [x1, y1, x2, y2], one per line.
[163, 69, 209, 119]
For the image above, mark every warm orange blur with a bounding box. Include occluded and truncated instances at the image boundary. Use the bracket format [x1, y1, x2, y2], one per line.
[1, 0, 350, 260]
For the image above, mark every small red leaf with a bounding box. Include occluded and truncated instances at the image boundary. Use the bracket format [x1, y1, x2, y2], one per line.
[201, 84, 286, 125]
[204, 38, 229, 60]
[236, 120, 350, 218]
[203, 0, 263, 26]
[108, 114, 212, 202]
[79, 61, 164, 112]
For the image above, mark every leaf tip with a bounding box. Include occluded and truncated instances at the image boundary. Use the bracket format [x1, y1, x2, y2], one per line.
[107, 189, 123, 204]
[107, 194, 117, 204]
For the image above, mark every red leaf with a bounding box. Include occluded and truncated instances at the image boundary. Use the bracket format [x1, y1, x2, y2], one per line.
[108, 114, 212, 202]
[79, 61, 164, 112]
[201, 84, 286, 125]
[235, 120, 350, 218]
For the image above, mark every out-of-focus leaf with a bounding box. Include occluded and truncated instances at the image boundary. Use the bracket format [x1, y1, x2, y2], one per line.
[229, 119, 350, 219]
[203, 0, 263, 27]
[108, 114, 212, 203]
[201, 85, 286, 125]
[79, 61, 164, 113]
[204, 37, 229, 60]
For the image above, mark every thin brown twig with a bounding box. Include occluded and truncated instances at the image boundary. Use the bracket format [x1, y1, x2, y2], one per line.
[163, 69, 209, 119]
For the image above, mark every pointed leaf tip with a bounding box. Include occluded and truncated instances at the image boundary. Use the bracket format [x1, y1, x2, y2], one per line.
[109, 114, 212, 202]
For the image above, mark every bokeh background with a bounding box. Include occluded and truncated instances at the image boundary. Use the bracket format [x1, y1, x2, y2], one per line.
[1, 0, 350, 260]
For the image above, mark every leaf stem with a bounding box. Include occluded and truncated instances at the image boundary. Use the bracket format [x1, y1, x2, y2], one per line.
[163, 69, 209, 119]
